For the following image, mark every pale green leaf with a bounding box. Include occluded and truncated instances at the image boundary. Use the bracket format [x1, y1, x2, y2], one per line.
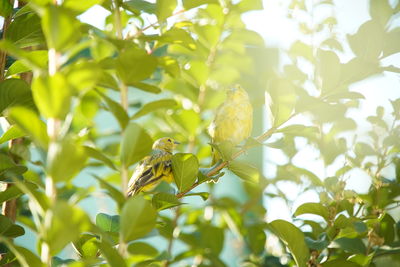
[120, 195, 157, 242]
[132, 99, 177, 119]
[268, 220, 310, 267]
[156, 0, 177, 21]
[120, 123, 153, 167]
[31, 73, 72, 119]
[8, 106, 49, 149]
[172, 153, 199, 193]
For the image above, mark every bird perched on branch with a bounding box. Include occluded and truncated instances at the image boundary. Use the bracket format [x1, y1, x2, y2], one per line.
[127, 137, 179, 196]
[208, 85, 253, 163]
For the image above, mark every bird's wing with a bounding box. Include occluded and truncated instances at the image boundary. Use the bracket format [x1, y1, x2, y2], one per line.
[127, 152, 172, 196]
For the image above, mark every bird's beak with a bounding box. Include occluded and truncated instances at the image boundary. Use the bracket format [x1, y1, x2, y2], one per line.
[174, 141, 180, 145]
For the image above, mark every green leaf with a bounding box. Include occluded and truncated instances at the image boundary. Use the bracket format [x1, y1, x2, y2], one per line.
[132, 99, 177, 119]
[127, 242, 158, 259]
[152, 192, 181, 210]
[317, 49, 341, 93]
[383, 28, 400, 58]
[228, 161, 260, 183]
[72, 234, 99, 258]
[0, 79, 34, 114]
[294, 202, 329, 221]
[84, 146, 117, 170]
[92, 175, 125, 208]
[0, 0, 13, 17]
[116, 47, 158, 84]
[97, 90, 129, 129]
[41, 6, 82, 50]
[156, 0, 177, 21]
[348, 253, 374, 266]
[171, 109, 200, 135]
[47, 136, 88, 182]
[7, 11, 44, 48]
[120, 195, 157, 242]
[132, 82, 162, 94]
[96, 213, 120, 233]
[268, 220, 310, 267]
[322, 259, 361, 267]
[120, 123, 153, 167]
[268, 79, 296, 126]
[236, 0, 263, 12]
[305, 235, 329, 250]
[63, 0, 103, 14]
[8, 107, 49, 149]
[0, 125, 25, 144]
[160, 28, 196, 50]
[182, 0, 218, 10]
[123, 0, 156, 14]
[201, 225, 224, 255]
[378, 213, 396, 245]
[31, 73, 72, 119]
[6, 51, 47, 76]
[0, 182, 37, 204]
[347, 20, 384, 61]
[0, 238, 43, 267]
[247, 225, 266, 255]
[332, 238, 367, 254]
[0, 214, 25, 238]
[97, 239, 127, 267]
[370, 0, 393, 26]
[64, 61, 101, 93]
[172, 153, 199, 192]
[43, 201, 91, 255]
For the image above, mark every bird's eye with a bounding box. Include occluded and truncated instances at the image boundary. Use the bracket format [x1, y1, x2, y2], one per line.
[167, 139, 171, 142]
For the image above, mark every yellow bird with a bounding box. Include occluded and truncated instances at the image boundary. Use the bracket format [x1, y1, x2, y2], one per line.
[127, 137, 179, 196]
[208, 85, 253, 162]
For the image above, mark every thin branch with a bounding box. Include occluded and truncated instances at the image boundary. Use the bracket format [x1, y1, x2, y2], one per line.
[176, 126, 277, 199]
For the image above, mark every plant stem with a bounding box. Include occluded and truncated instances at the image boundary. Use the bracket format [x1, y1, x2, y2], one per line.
[176, 126, 277, 198]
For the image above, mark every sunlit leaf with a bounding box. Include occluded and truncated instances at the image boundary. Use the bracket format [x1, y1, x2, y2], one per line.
[41, 6, 82, 50]
[47, 136, 88, 182]
[97, 239, 127, 267]
[97, 90, 129, 129]
[84, 146, 117, 170]
[120, 195, 157, 242]
[63, 0, 103, 14]
[8, 106, 49, 149]
[156, 0, 177, 21]
[132, 99, 177, 119]
[172, 153, 199, 192]
[31, 73, 72, 119]
[120, 123, 153, 167]
[96, 213, 120, 233]
[229, 160, 260, 183]
[0, 0, 12, 17]
[116, 47, 158, 84]
[294, 202, 329, 221]
[152, 192, 181, 210]
[347, 20, 384, 61]
[268, 220, 310, 267]
[43, 201, 91, 255]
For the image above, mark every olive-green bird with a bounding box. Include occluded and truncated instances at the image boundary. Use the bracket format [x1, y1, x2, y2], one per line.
[208, 85, 253, 162]
[127, 137, 179, 196]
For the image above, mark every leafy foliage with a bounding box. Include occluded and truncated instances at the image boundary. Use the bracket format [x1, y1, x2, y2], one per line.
[0, 0, 399, 266]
